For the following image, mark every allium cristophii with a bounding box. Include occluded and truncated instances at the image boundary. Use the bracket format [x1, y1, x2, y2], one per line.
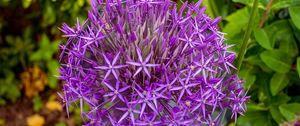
[58, 0, 249, 125]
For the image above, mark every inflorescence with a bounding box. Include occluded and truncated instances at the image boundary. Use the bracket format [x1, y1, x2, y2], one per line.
[58, 0, 249, 125]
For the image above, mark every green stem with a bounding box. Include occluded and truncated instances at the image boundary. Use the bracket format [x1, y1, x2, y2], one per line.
[235, 0, 259, 72]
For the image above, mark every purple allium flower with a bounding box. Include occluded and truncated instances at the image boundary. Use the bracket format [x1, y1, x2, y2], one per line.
[58, 0, 249, 125]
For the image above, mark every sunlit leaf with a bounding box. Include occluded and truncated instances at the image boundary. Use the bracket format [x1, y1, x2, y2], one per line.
[272, 0, 300, 10]
[289, 6, 300, 30]
[260, 50, 292, 73]
[253, 28, 272, 49]
[22, 0, 32, 8]
[223, 7, 249, 38]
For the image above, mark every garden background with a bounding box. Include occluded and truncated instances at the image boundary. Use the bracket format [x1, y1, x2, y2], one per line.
[0, 0, 300, 125]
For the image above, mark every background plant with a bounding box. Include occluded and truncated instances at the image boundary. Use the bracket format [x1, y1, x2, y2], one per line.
[200, 0, 300, 125]
[0, 0, 90, 125]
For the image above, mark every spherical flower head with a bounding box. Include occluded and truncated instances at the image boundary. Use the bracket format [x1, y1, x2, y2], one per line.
[58, 0, 249, 125]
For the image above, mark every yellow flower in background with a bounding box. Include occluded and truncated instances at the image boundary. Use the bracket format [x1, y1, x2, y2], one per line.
[26, 114, 45, 126]
[46, 101, 62, 112]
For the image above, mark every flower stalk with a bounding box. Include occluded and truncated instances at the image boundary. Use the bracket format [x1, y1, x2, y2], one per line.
[235, 0, 259, 72]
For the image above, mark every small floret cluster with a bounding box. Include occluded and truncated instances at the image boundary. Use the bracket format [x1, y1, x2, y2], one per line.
[58, 0, 249, 125]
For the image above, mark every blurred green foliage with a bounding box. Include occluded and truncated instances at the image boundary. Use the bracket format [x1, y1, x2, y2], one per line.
[0, 0, 89, 105]
[202, 0, 300, 125]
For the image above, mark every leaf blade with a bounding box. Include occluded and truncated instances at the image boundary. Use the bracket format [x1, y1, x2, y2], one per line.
[270, 73, 289, 96]
[253, 28, 272, 49]
[289, 6, 300, 30]
[260, 50, 291, 73]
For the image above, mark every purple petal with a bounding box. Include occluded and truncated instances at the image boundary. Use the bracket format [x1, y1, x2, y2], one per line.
[118, 111, 129, 123]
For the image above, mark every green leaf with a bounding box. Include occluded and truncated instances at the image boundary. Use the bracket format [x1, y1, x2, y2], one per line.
[253, 28, 272, 49]
[270, 73, 289, 96]
[77, 0, 85, 7]
[264, 20, 298, 57]
[47, 60, 59, 76]
[237, 110, 274, 126]
[297, 57, 300, 78]
[290, 20, 300, 42]
[55, 122, 66, 126]
[22, 0, 32, 8]
[270, 94, 291, 106]
[272, 0, 300, 10]
[260, 50, 291, 73]
[233, 0, 253, 4]
[279, 103, 300, 121]
[48, 75, 58, 89]
[43, 2, 56, 26]
[0, 71, 21, 102]
[233, 0, 267, 8]
[247, 102, 268, 111]
[30, 34, 59, 61]
[223, 7, 249, 38]
[245, 55, 273, 72]
[263, 20, 298, 58]
[270, 106, 285, 124]
[33, 96, 43, 112]
[256, 73, 272, 102]
[225, 32, 244, 53]
[47, 60, 59, 89]
[289, 6, 300, 30]
[278, 36, 299, 58]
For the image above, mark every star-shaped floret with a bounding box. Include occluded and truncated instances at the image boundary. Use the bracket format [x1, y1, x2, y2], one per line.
[203, 113, 221, 126]
[229, 89, 249, 122]
[80, 25, 105, 47]
[192, 52, 216, 83]
[218, 51, 236, 73]
[167, 109, 193, 126]
[179, 33, 200, 53]
[148, 84, 169, 108]
[191, 87, 212, 116]
[156, 73, 178, 93]
[116, 101, 140, 124]
[126, 48, 160, 78]
[95, 52, 127, 79]
[171, 3, 191, 28]
[136, 114, 161, 126]
[191, 18, 205, 41]
[68, 85, 95, 113]
[103, 80, 130, 102]
[170, 71, 198, 102]
[130, 87, 159, 118]
[137, 0, 163, 6]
